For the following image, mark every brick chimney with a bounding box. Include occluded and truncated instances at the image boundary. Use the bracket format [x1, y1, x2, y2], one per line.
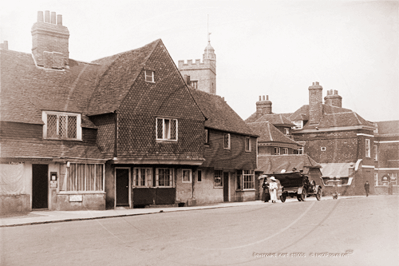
[324, 89, 342, 108]
[308, 82, 323, 125]
[256, 95, 272, 117]
[31, 11, 70, 69]
[0, 41, 8, 50]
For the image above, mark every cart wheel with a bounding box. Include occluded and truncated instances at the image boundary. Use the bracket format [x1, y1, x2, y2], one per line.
[316, 190, 321, 201]
[280, 194, 286, 203]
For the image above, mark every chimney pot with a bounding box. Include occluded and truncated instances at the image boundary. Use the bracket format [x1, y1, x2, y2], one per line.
[334, 90, 338, 95]
[0, 41, 8, 50]
[315, 81, 319, 85]
[259, 96, 261, 101]
[45, 10, 50, 23]
[266, 95, 269, 101]
[37, 11, 44, 22]
[51, 12, 56, 24]
[57, 14, 62, 25]
[263, 95, 265, 101]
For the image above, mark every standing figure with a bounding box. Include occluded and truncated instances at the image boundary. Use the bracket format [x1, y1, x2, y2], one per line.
[262, 178, 270, 202]
[269, 176, 278, 203]
[388, 181, 393, 195]
[364, 181, 370, 197]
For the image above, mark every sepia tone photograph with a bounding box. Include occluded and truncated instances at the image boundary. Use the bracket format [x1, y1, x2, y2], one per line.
[1, 0, 398, 265]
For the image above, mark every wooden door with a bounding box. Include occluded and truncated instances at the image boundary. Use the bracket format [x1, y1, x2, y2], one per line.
[116, 168, 129, 206]
[32, 164, 48, 209]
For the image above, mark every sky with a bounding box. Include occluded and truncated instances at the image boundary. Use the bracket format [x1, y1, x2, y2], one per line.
[1, 0, 398, 122]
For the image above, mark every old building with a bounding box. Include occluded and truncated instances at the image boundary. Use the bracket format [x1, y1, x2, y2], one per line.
[178, 39, 258, 204]
[247, 81, 382, 196]
[0, 11, 259, 215]
[374, 120, 399, 194]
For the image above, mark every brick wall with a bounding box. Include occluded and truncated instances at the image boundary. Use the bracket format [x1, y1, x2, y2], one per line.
[294, 130, 359, 163]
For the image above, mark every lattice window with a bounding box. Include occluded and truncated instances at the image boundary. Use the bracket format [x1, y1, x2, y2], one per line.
[182, 169, 192, 183]
[47, 114, 57, 138]
[44, 112, 80, 140]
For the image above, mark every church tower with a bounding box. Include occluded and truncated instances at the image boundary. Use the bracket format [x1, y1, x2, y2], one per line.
[178, 34, 216, 94]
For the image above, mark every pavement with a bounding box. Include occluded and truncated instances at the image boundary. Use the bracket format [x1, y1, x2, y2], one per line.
[0, 195, 373, 227]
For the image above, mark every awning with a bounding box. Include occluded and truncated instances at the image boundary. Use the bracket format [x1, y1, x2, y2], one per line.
[320, 163, 353, 178]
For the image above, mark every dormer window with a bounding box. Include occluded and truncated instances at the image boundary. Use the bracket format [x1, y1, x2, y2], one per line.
[293, 121, 303, 129]
[145, 70, 155, 83]
[42, 111, 81, 140]
[190, 80, 198, 89]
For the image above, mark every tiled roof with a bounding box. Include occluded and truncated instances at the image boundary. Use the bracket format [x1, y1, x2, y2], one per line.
[87, 40, 160, 115]
[257, 154, 321, 174]
[289, 104, 374, 129]
[247, 121, 299, 145]
[0, 139, 110, 160]
[375, 120, 399, 137]
[189, 88, 256, 136]
[254, 113, 295, 126]
[0, 49, 103, 128]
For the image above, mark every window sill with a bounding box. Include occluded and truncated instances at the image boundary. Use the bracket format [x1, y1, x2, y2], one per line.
[236, 189, 255, 192]
[156, 139, 178, 143]
[58, 191, 105, 194]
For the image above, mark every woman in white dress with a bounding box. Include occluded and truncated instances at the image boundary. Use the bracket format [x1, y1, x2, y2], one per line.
[269, 176, 278, 203]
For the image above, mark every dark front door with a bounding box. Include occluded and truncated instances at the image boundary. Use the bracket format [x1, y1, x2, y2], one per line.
[223, 172, 229, 202]
[32, 164, 48, 209]
[116, 168, 129, 206]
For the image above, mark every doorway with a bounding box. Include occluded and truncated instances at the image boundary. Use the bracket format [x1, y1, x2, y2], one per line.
[32, 164, 48, 209]
[223, 172, 229, 202]
[116, 168, 130, 207]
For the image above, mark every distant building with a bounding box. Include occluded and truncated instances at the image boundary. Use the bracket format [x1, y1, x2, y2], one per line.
[178, 36, 216, 95]
[374, 120, 399, 194]
[247, 81, 399, 196]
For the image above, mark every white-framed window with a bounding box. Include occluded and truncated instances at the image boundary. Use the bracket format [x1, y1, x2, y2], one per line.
[283, 148, 289, 155]
[42, 111, 81, 140]
[156, 118, 178, 141]
[197, 170, 202, 182]
[365, 139, 371, 158]
[245, 137, 251, 152]
[60, 163, 104, 191]
[133, 167, 152, 187]
[374, 173, 379, 186]
[242, 170, 255, 189]
[156, 168, 174, 187]
[297, 147, 304, 154]
[205, 129, 209, 144]
[274, 147, 280, 155]
[214, 170, 223, 187]
[145, 70, 155, 82]
[293, 121, 303, 129]
[374, 145, 378, 161]
[284, 128, 290, 135]
[223, 133, 230, 149]
[190, 80, 198, 89]
[182, 169, 192, 183]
